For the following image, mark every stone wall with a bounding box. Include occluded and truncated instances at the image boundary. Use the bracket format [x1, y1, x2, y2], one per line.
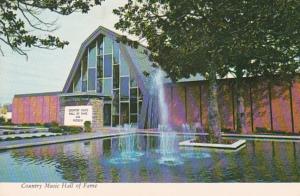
[88, 98, 103, 131]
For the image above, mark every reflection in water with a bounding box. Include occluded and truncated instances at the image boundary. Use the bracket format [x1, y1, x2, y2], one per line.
[0, 135, 300, 182]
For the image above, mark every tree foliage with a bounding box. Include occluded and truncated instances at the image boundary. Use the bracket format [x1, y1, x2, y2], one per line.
[114, 0, 300, 134]
[114, 0, 299, 82]
[0, 0, 103, 57]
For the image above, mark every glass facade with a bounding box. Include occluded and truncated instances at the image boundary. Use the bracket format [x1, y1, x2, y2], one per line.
[71, 34, 143, 127]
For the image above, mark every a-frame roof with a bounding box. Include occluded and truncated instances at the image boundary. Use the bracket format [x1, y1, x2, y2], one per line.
[62, 26, 205, 93]
[62, 26, 149, 93]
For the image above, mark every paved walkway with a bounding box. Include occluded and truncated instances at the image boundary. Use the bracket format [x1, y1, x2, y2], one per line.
[0, 132, 61, 139]
[0, 130, 133, 150]
[2, 129, 299, 151]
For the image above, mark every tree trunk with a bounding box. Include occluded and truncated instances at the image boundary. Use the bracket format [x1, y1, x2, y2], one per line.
[235, 64, 247, 134]
[207, 74, 221, 143]
[236, 84, 247, 133]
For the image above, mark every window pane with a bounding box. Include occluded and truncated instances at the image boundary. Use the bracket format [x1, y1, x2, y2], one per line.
[104, 55, 112, 77]
[112, 89, 119, 115]
[120, 103, 129, 125]
[104, 36, 113, 54]
[82, 80, 87, 92]
[73, 68, 81, 92]
[138, 88, 143, 100]
[130, 101, 137, 114]
[130, 115, 137, 123]
[120, 55, 129, 76]
[103, 78, 112, 96]
[88, 68, 96, 91]
[113, 42, 119, 64]
[97, 79, 102, 93]
[112, 115, 119, 127]
[130, 77, 137, 87]
[120, 77, 129, 100]
[103, 104, 111, 126]
[97, 35, 104, 56]
[97, 56, 103, 78]
[139, 101, 143, 114]
[113, 64, 119, 89]
[88, 43, 96, 68]
[130, 88, 137, 99]
[82, 55, 88, 81]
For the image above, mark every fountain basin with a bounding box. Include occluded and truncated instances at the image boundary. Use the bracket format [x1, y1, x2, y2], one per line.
[179, 139, 246, 150]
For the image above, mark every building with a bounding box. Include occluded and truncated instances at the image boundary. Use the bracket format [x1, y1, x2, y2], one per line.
[0, 104, 12, 122]
[12, 26, 300, 133]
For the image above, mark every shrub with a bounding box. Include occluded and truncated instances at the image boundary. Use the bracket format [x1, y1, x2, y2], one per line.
[6, 119, 12, 125]
[221, 128, 233, 133]
[84, 121, 92, 132]
[44, 121, 59, 128]
[59, 126, 82, 134]
[5, 137, 15, 141]
[0, 117, 5, 125]
[256, 127, 270, 133]
[49, 126, 63, 133]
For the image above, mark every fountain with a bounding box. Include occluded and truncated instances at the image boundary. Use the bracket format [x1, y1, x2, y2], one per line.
[157, 125, 183, 166]
[153, 69, 183, 166]
[109, 124, 144, 164]
[182, 123, 194, 141]
[154, 69, 169, 125]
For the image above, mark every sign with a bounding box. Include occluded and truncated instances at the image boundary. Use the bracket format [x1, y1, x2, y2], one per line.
[64, 106, 92, 126]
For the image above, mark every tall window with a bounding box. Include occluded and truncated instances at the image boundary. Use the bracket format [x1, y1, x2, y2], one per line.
[81, 53, 88, 92]
[70, 34, 143, 127]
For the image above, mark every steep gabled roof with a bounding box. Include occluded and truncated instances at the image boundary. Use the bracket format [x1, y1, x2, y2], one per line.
[62, 26, 149, 93]
[62, 26, 205, 93]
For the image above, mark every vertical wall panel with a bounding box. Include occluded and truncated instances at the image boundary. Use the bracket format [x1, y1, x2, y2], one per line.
[55, 96, 61, 123]
[217, 81, 234, 130]
[23, 97, 30, 123]
[36, 96, 43, 123]
[164, 86, 172, 125]
[250, 82, 272, 131]
[201, 83, 209, 129]
[29, 97, 37, 124]
[49, 96, 58, 122]
[271, 85, 292, 132]
[19, 97, 25, 124]
[242, 84, 252, 133]
[43, 96, 51, 123]
[186, 85, 200, 124]
[171, 85, 186, 126]
[292, 81, 300, 133]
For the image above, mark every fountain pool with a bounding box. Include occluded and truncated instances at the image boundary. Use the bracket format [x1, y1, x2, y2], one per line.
[1, 134, 300, 182]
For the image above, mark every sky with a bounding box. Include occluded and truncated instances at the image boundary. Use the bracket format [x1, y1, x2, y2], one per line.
[0, 0, 128, 104]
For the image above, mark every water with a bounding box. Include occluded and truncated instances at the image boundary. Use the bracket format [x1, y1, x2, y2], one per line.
[153, 69, 169, 125]
[153, 69, 180, 165]
[109, 124, 143, 164]
[158, 125, 183, 166]
[1, 134, 300, 182]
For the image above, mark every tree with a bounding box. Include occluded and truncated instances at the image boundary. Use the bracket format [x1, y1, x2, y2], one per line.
[114, 0, 238, 141]
[0, 0, 103, 57]
[114, 0, 299, 138]
[219, 0, 300, 133]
